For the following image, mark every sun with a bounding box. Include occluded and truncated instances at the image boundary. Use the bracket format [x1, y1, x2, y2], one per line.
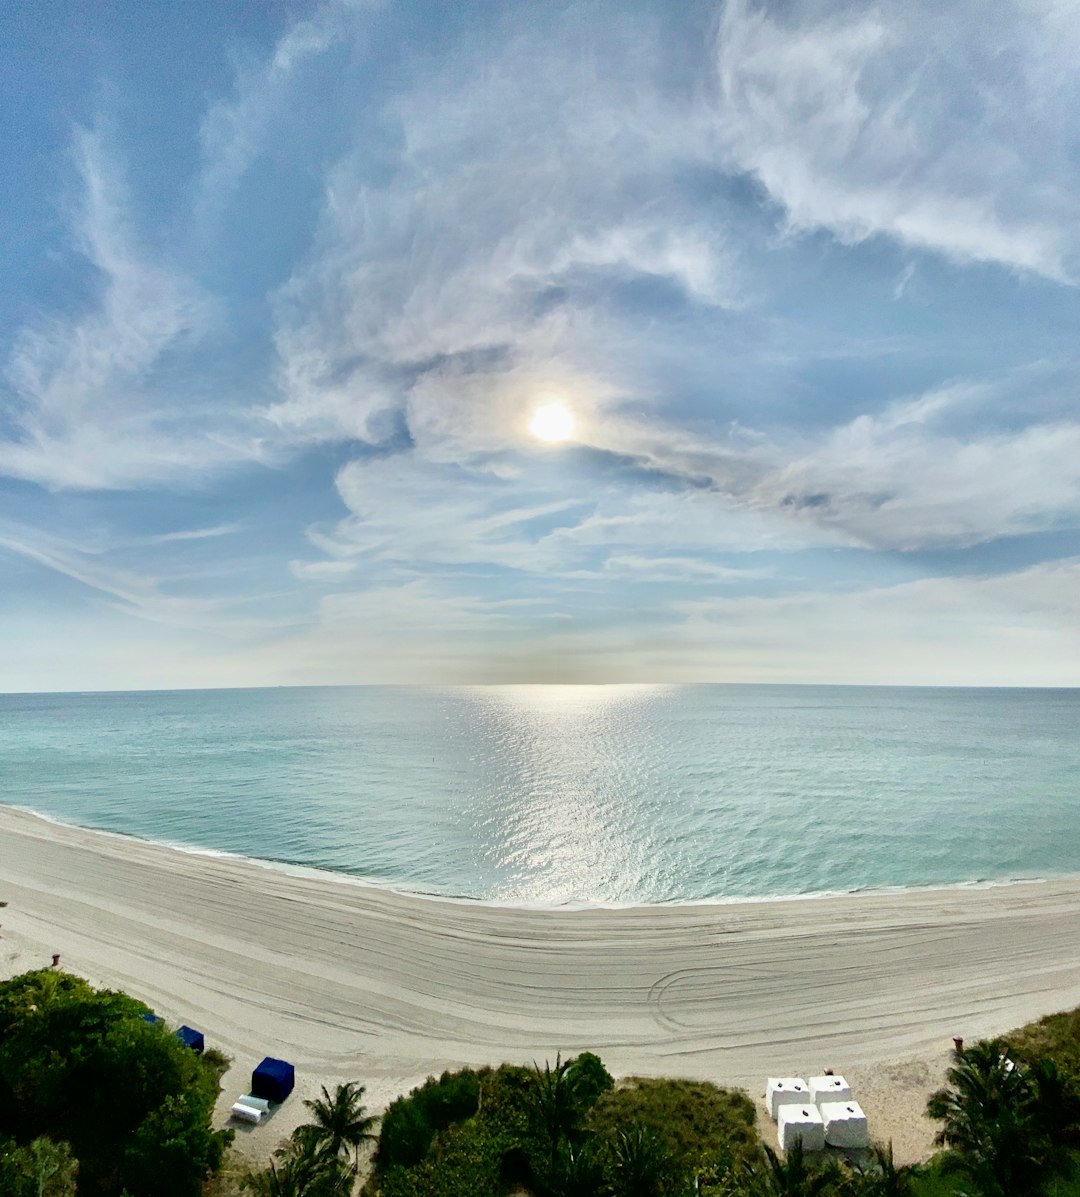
[529, 400, 576, 444]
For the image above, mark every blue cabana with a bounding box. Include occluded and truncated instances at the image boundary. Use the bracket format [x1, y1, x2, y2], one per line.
[141, 1011, 163, 1025]
[251, 1057, 295, 1103]
[175, 1025, 205, 1053]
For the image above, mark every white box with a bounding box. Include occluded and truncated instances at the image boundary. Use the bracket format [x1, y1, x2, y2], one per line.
[820, 1100, 869, 1148]
[231, 1102, 264, 1124]
[809, 1075, 852, 1106]
[778, 1103, 826, 1152]
[765, 1077, 810, 1119]
[240, 1095, 270, 1112]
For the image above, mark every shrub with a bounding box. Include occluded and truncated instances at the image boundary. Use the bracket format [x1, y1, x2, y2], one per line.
[0, 971, 231, 1197]
[568, 1051, 614, 1110]
[376, 1069, 481, 1171]
[587, 1076, 759, 1181]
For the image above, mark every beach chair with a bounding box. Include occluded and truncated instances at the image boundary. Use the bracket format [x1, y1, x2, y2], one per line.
[231, 1101, 264, 1124]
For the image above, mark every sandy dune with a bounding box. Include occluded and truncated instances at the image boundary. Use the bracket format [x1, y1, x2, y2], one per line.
[2, 804, 1079, 1164]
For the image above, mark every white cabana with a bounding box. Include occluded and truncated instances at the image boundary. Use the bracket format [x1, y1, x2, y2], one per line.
[766, 1077, 810, 1120]
[809, 1075, 852, 1106]
[778, 1104, 826, 1153]
[820, 1100, 869, 1149]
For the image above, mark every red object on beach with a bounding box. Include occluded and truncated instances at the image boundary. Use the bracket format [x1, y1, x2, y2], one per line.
[51, 953, 60, 967]
[953, 1037, 964, 1053]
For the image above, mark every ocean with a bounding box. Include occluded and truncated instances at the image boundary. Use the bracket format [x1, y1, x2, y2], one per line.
[0, 684, 1077, 906]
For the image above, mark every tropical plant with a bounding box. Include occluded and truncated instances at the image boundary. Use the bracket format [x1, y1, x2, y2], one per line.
[375, 1069, 481, 1171]
[603, 1125, 680, 1197]
[543, 1137, 606, 1197]
[291, 1081, 377, 1170]
[530, 1055, 588, 1166]
[739, 1142, 843, 1197]
[245, 1140, 354, 1197]
[926, 1038, 1051, 1196]
[849, 1142, 919, 1197]
[0, 1136, 79, 1197]
[0, 970, 230, 1197]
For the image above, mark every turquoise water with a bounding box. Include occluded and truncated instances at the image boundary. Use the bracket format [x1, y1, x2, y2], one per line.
[0, 684, 1077, 906]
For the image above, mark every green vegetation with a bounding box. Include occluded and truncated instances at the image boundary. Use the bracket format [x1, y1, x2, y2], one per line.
[923, 1035, 1080, 1197]
[8, 963, 1080, 1197]
[0, 970, 231, 1197]
[242, 1082, 378, 1197]
[364, 1055, 819, 1197]
[0, 1136, 79, 1197]
[586, 1075, 758, 1182]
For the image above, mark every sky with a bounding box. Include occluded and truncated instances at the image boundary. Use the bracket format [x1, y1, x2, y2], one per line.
[2, 0, 1080, 691]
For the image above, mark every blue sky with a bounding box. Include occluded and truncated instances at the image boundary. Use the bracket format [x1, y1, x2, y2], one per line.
[2, 0, 1080, 690]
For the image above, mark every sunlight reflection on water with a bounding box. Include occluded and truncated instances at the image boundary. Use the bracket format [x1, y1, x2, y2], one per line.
[2, 685, 1078, 905]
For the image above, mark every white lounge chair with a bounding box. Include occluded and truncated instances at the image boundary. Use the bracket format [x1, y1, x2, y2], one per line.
[231, 1101, 264, 1124]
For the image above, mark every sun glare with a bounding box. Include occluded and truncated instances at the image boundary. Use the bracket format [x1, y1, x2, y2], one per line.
[529, 401, 576, 444]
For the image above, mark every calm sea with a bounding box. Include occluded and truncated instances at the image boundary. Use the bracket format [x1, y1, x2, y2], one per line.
[1, 685, 1077, 906]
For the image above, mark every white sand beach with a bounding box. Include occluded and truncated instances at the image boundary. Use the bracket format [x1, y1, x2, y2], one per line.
[2, 804, 1080, 1166]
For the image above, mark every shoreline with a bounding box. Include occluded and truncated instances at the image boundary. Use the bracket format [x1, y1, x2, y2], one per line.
[3, 803, 1080, 1167]
[6, 802, 1075, 913]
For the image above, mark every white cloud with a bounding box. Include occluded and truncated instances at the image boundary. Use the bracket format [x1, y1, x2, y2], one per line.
[264, 7, 741, 455]
[0, 130, 266, 490]
[663, 557, 1080, 685]
[711, 0, 1080, 281]
[249, 557, 1080, 686]
[0, 521, 280, 637]
[289, 558, 357, 580]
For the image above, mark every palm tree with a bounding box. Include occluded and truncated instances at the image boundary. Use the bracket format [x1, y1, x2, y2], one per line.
[741, 1142, 843, 1197]
[291, 1081, 377, 1171]
[1026, 1056, 1080, 1149]
[851, 1142, 920, 1196]
[603, 1126, 677, 1197]
[531, 1055, 586, 1166]
[545, 1138, 605, 1197]
[926, 1038, 1049, 1196]
[245, 1145, 354, 1197]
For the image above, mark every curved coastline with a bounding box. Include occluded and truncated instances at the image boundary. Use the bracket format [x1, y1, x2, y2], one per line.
[6, 801, 1074, 912]
[4, 801, 1080, 1166]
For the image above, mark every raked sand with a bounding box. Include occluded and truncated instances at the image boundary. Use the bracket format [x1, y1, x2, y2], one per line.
[2, 805, 1080, 1166]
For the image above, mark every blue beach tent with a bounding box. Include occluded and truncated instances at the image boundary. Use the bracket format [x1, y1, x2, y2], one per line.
[176, 1025, 205, 1053]
[251, 1057, 295, 1103]
[141, 1011, 163, 1025]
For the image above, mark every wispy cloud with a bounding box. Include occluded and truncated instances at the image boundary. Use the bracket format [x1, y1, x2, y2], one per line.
[0, 520, 279, 637]
[3, 0, 1079, 686]
[711, 0, 1080, 281]
[0, 130, 268, 490]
